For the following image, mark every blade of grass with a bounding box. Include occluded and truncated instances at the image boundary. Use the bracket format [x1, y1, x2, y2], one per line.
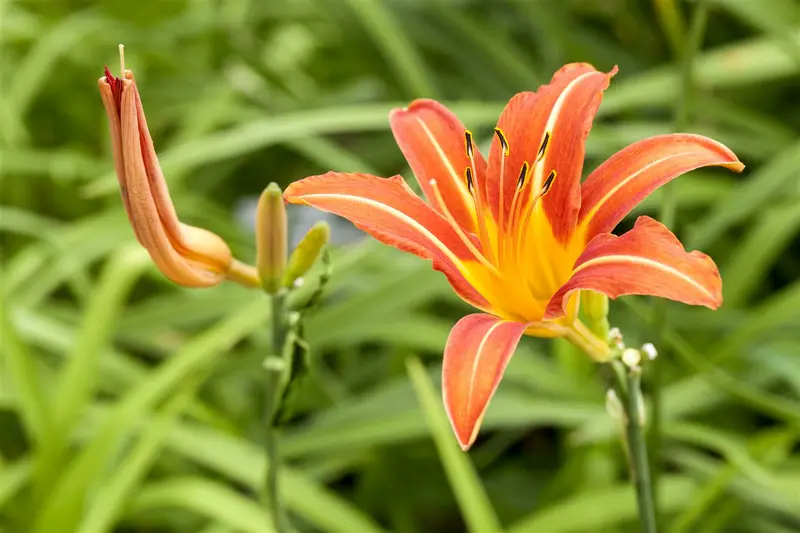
[164, 422, 387, 533]
[664, 422, 778, 488]
[128, 478, 272, 533]
[34, 246, 149, 498]
[0, 297, 52, 445]
[406, 357, 503, 533]
[32, 297, 269, 533]
[689, 139, 800, 250]
[83, 102, 499, 197]
[668, 427, 798, 533]
[625, 299, 800, 425]
[342, 0, 437, 97]
[75, 377, 203, 533]
[602, 28, 800, 114]
[722, 204, 800, 307]
[711, 280, 800, 363]
[0, 458, 31, 510]
[509, 475, 697, 533]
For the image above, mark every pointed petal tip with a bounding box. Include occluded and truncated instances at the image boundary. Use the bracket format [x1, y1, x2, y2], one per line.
[725, 160, 745, 173]
[446, 402, 480, 451]
[389, 98, 438, 120]
[442, 314, 528, 455]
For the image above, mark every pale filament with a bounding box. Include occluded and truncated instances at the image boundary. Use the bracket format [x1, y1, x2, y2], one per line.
[464, 132, 497, 263]
[504, 162, 530, 261]
[429, 179, 502, 277]
[517, 132, 559, 290]
[119, 44, 126, 73]
[493, 128, 510, 264]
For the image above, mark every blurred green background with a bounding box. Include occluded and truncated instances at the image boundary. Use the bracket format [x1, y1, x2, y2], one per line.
[2, 0, 800, 532]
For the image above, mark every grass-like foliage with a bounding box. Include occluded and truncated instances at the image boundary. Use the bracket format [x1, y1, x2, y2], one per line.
[1, 0, 799, 532]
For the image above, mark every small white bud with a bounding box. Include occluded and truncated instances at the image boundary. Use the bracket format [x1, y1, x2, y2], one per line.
[622, 348, 641, 369]
[293, 277, 305, 288]
[641, 343, 658, 360]
[608, 327, 624, 349]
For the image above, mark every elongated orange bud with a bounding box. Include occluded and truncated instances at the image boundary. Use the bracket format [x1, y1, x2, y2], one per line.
[98, 46, 258, 288]
[256, 183, 288, 293]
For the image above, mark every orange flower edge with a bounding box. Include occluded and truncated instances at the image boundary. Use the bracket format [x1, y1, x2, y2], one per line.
[284, 63, 743, 449]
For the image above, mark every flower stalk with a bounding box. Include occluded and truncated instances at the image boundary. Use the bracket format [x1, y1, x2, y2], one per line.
[254, 183, 330, 532]
[263, 292, 289, 532]
[622, 363, 657, 533]
[606, 344, 658, 533]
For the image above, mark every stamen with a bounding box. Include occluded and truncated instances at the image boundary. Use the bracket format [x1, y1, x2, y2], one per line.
[429, 179, 501, 276]
[494, 128, 510, 246]
[493, 128, 509, 157]
[541, 170, 557, 196]
[465, 167, 474, 196]
[462, 131, 496, 263]
[503, 161, 529, 260]
[537, 132, 550, 162]
[119, 44, 126, 73]
[464, 131, 474, 159]
[516, 161, 529, 190]
[513, 169, 559, 288]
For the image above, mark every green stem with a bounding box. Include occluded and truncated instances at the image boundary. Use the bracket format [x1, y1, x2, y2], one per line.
[651, 0, 711, 514]
[618, 366, 658, 533]
[263, 292, 290, 532]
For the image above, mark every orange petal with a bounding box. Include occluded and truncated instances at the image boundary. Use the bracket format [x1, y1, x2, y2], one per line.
[284, 172, 488, 308]
[545, 216, 722, 319]
[442, 314, 528, 450]
[487, 63, 615, 241]
[390, 100, 485, 232]
[579, 134, 743, 240]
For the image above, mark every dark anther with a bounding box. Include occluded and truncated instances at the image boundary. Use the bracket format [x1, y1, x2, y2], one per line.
[541, 170, 557, 196]
[464, 131, 474, 159]
[494, 128, 509, 156]
[537, 132, 551, 162]
[465, 167, 475, 195]
[516, 162, 529, 190]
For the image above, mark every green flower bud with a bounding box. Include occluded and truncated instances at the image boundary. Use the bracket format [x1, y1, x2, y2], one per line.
[583, 290, 609, 320]
[582, 289, 609, 341]
[283, 221, 330, 288]
[256, 183, 287, 294]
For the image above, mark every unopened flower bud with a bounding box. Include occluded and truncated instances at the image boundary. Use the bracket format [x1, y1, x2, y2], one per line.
[583, 290, 609, 320]
[641, 343, 658, 360]
[98, 46, 257, 288]
[621, 348, 641, 369]
[582, 290, 610, 340]
[608, 327, 624, 349]
[256, 183, 288, 293]
[282, 221, 330, 288]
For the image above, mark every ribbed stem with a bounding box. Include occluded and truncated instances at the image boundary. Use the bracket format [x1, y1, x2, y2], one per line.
[625, 367, 658, 533]
[263, 292, 290, 532]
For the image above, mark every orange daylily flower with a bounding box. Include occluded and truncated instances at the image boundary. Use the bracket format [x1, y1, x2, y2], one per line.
[99, 52, 259, 288]
[284, 63, 743, 449]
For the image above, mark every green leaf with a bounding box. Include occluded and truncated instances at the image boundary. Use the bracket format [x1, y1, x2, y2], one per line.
[688, 140, 800, 250]
[128, 478, 273, 533]
[164, 422, 387, 533]
[0, 298, 51, 445]
[406, 358, 503, 533]
[33, 297, 269, 533]
[509, 476, 697, 533]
